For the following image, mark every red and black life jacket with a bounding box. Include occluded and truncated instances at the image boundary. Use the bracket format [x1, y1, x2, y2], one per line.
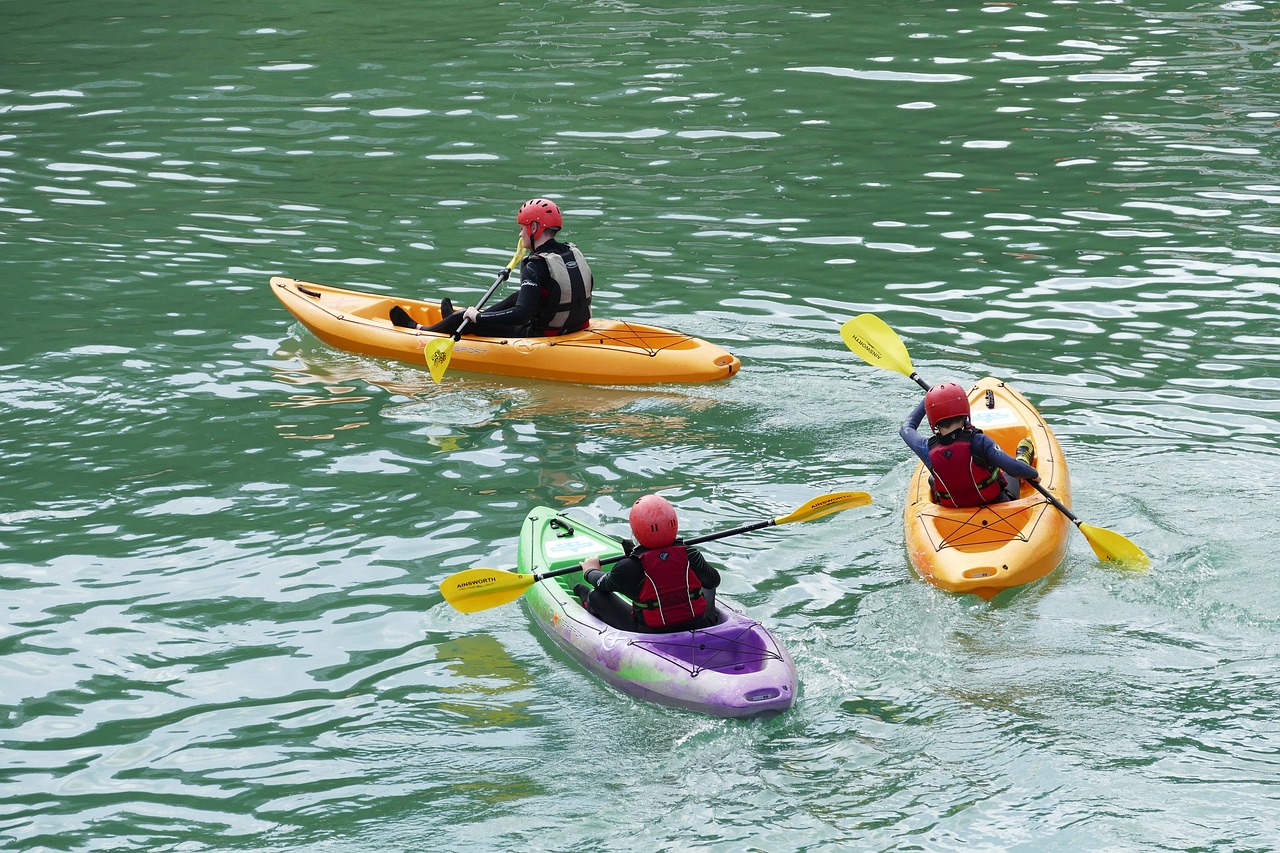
[632, 544, 705, 629]
[927, 429, 1006, 508]
[531, 243, 592, 335]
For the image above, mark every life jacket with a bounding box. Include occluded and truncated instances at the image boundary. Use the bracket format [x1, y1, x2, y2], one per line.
[631, 543, 705, 629]
[927, 428, 1007, 508]
[531, 243, 592, 335]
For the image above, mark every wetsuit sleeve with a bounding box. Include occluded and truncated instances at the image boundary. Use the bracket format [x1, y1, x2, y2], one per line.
[973, 434, 1039, 480]
[472, 254, 550, 327]
[899, 400, 932, 466]
[591, 555, 644, 600]
[486, 292, 519, 312]
[477, 281, 539, 327]
[687, 547, 720, 590]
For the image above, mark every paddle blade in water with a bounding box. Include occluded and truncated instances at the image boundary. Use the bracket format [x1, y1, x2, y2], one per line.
[425, 337, 455, 384]
[439, 567, 535, 613]
[774, 490, 873, 525]
[1079, 523, 1150, 571]
[840, 314, 915, 378]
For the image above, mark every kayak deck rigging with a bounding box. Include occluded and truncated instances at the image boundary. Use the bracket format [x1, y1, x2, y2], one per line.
[535, 320, 699, 359]
[632, 623, 788, 677]
[914, 499, 1059, 551]
[543, 588, 787, 677]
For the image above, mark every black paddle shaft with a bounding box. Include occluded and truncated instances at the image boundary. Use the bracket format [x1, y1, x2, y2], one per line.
[1027, 478, 1082, 527]
[532, 517, 780, 583]
[451, 265, 514, 341]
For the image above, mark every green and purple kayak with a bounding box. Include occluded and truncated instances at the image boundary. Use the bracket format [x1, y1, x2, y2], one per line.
[517, 506, 797, 717]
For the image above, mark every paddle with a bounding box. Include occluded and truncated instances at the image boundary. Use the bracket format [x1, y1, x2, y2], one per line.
[840, 312, 930, 393]
[840, 313, 1149, 569]
[440, 490, 874, 614]
[424, 242, 526, 384]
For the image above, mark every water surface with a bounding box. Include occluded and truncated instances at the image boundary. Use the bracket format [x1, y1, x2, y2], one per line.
[3, 1, 1280, 850]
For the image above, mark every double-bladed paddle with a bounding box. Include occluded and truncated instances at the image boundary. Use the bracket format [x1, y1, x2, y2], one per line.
[840, 313, 1149, 570]
[424, 242, 526, 384]
[440, 490, 873, 614]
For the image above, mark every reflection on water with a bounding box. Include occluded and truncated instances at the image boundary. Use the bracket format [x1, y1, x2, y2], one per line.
[435, 633, 532, 690]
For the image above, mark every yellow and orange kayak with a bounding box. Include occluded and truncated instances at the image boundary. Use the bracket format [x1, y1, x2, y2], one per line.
[904, 377, 1072, 600]
[269, 276, 740, 385]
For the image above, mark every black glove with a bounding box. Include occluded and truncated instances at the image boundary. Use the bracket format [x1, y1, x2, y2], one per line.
[621, 538, 635, 555]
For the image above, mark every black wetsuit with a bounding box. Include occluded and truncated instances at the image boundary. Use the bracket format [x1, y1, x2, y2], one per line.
[427, 238, 592, 337]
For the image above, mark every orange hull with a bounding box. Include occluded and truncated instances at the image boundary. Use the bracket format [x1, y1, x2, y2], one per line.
[269, 276, 740, 385]
[904, 378, 1072, 599]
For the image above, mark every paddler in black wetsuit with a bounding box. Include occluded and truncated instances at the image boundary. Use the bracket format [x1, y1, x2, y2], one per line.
[393, 198, 593, 337]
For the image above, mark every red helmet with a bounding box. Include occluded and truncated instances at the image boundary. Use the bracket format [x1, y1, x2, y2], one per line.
[924, 382, 970, 431]
[517, 198, 562, 240]
[629, 494, 679, 549]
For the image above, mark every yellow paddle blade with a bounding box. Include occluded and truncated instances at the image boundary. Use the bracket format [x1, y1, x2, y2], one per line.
[774, 490, 873, 525]
[439, 567, 535, 613]
[1079, 523, 1150, 572]
[423, 243, 524, 385]
[840, 314, 915, 379]
[425, 337, 455, 385]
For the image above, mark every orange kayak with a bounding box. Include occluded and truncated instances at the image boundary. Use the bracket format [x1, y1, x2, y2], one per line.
[269, 276, 740, 385]
[904, 377, 1072, 600]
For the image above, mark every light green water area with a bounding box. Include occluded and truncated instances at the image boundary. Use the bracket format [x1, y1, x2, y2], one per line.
[4, 1, 1279, 850]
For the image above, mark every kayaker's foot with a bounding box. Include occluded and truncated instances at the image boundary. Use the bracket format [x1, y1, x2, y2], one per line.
[1016, 438, 1036, 466]
[439, 297, 455, 318]
[390, 305, 424, 330]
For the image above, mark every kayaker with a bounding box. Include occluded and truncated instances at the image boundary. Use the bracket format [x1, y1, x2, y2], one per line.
[573, 494, 722, 633]
[392, 198, 593, 337]
[900, 381, 1039, 508]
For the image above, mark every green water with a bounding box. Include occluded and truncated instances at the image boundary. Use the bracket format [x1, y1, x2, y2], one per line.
[4, 1, 1279, 850]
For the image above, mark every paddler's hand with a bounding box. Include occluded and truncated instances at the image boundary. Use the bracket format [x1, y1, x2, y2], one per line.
[462, 306, 480, 323]
[581, 556, 602, 586]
